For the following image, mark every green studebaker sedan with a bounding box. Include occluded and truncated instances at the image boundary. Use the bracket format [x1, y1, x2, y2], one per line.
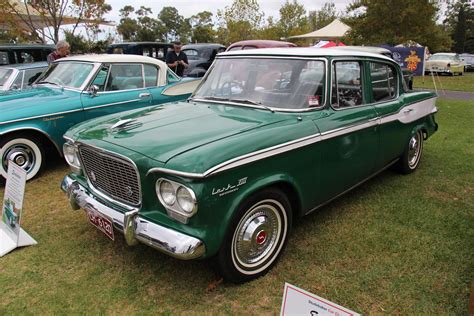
[0, 54, 200, 180]
[62, 48, 438, 283]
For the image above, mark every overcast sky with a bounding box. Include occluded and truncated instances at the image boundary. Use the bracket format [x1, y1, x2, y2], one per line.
[104, 0, 352, 23]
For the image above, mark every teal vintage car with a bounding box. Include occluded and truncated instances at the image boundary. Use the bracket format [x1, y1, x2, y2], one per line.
[0, 54, 200, 180]
[61, 48, 438, 283]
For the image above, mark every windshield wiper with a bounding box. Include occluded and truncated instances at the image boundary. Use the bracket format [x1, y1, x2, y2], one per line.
[36, 81, 62, 88]
[230, 98, 275, 113]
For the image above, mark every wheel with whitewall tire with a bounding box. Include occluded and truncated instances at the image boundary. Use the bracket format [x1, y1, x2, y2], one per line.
[396, 130, 424, 174]
[0, 135, 44, 181]
[216, 188, 292, 283]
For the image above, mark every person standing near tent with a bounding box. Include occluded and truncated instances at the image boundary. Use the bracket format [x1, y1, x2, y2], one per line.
[166, 41, 188, 77]
[47, 40, 70, 64]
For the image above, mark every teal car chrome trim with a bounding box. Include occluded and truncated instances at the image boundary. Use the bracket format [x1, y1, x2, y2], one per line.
[148, 98, 435, 179]
[61, 176, 205, 259]
[83, 98, 142, 111]
[0, 108, 83, 126]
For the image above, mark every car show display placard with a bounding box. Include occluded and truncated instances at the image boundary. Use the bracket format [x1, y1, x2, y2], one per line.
[280, 283, 360, 316]
[0, 161, 37, 257]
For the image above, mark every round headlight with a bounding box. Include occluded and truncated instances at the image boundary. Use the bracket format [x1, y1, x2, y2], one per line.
[158, 180, 176, 206]
[177, 186, 196, 214]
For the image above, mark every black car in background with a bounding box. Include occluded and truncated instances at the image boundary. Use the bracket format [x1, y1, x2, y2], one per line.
[182, 43, 226, 77]
[0, 44, 54, 65]
[107, 42, 174, 62]
[460, 54, 474, 72]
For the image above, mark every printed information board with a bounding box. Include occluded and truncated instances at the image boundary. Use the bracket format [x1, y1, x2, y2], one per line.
[0, 161, 36, 257]
[281, 283, 360, 316]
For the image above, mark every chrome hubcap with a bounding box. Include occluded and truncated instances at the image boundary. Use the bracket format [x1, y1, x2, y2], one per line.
[2, 145, 35, 173]
[407, 132, 421, 168]
[234, 203, 282, 267]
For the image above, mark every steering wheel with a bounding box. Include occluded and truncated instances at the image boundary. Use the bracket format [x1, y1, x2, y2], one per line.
[220, 80, 244, 96]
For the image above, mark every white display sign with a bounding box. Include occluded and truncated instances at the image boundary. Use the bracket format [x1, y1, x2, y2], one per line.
[280, 283, 360, 316]
[0, 161, 37, 257]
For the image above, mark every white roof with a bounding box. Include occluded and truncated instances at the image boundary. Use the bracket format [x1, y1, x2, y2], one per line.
[57, 54, 167, 68]
[431, 53, 457, 56]
[219, 47, 393, 62]
[289, 19, 351, 39]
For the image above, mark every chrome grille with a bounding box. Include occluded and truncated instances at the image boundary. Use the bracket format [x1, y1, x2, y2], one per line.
[79, 145, 141, 206]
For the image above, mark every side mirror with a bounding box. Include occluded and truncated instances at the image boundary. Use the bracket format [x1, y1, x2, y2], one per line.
[88, 85, 99, 97]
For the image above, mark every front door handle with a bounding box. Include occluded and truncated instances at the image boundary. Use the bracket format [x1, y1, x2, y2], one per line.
[139, 92, 151, 98]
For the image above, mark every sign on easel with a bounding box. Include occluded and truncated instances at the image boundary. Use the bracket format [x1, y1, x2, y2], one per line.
[0, 161, 37, 257]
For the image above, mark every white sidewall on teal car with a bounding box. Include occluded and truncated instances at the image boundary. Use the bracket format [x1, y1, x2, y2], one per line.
[0, 138, 43, 180]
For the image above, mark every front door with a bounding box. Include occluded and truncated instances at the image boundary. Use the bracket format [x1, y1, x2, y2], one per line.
[314, 60, 379, 204]
[81, 63, 153, 119]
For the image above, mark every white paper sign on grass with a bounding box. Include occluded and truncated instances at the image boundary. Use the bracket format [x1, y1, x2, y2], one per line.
[0, 161, 37, 257]
[281, 283, 360, 316]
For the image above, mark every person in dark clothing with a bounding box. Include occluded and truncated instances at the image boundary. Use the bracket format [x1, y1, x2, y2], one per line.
[47, 40, 70, 64]
[166, 41, 188, 76]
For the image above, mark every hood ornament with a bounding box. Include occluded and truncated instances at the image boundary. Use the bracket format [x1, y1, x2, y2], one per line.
[110, 119, 142, 133]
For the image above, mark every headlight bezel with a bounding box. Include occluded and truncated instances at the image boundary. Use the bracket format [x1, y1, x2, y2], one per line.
[63, 141, 82, 175]
[156, 178, 198, 223]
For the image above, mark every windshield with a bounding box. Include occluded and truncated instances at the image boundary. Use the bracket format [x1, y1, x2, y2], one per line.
[0, 68, 13, 87]
[36, 62, 94, 89]
[429, 55, 455, 61]
[193, 58, 325, 110]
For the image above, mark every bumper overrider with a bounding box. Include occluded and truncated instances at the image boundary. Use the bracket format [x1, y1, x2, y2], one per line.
[61, 175, 205, 260]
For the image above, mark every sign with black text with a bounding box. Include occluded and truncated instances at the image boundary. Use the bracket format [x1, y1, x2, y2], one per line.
[281, 283, 360, 316]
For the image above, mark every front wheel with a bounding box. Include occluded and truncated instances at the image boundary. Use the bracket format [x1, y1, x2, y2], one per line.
[216, 188, 292, 283]
[396, 130, 424, 174]
[0, 135, 44, 181]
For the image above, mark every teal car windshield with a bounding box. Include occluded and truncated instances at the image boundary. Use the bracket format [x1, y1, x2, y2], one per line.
[193, 58, 325, 109]
[0, 68, 13, 87]
[37, 62, 94, 89]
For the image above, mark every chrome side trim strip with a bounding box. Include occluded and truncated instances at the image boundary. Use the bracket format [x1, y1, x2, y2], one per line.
[0, 108, 83, 126]
[148, 97, 437, 179]
[83, 98, 141, 111]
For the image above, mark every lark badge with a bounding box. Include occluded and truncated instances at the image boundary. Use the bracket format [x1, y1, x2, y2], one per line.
[212, 177, 248, 197]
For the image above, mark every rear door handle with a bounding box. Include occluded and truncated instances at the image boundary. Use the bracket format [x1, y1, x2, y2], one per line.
[139, 92, 151, 98]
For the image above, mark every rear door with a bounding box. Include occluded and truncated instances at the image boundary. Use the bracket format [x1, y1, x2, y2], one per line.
[80, 63, 153, 119]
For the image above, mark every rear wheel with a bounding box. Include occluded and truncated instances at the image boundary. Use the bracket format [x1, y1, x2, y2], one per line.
[216, 188, 292, 283]
[0, 135, 44, 181]
[396, 130, 423, 174]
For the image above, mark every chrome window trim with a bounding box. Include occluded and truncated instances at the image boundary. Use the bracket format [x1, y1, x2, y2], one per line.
[76, 142, 143, 208]
[147, 97, 437, 179]
[192, 56, 328, 112]
[41, 61, 100, 91]
[367, 61, 400, 105]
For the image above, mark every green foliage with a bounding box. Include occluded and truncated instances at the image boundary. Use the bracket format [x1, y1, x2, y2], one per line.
[217, 0, 264, 44]
[345, 0, 452, 52]
[308, 2, 339, 31]
[0, 0, 111, 44]
[443, 0, 474, 53]
[277, 0, 309, 38]
[189, 11, 216, 43]
[64, 30, 112, 54]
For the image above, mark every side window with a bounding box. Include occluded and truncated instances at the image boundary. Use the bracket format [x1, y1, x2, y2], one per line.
[11, 71, 23, 89]
[0, 51, 9, 65]
[144, 64, 159, 87]
[23, 68, 46, 88]
[90, 65, 110, 92]
[105, 64, 144, 91]
[332, 61, 363, 108]
[143, 47, 152, 57]
[370, 62, 398, 102]
[156, 47, 165, 59]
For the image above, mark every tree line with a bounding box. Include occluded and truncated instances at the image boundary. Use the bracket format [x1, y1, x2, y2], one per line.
[0, 0, 472, 54]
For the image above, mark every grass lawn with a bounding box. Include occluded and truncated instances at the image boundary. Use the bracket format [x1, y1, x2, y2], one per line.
[0, 98, 473, 314]
[413, 72, 474, 92]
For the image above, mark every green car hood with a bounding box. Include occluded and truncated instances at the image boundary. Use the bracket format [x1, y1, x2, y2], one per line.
[68, 101, 296, 165]
[0, 86, 80, 123]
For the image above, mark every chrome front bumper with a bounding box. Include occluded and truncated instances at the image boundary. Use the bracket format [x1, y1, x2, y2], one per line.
[61, 175, 205, 260]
